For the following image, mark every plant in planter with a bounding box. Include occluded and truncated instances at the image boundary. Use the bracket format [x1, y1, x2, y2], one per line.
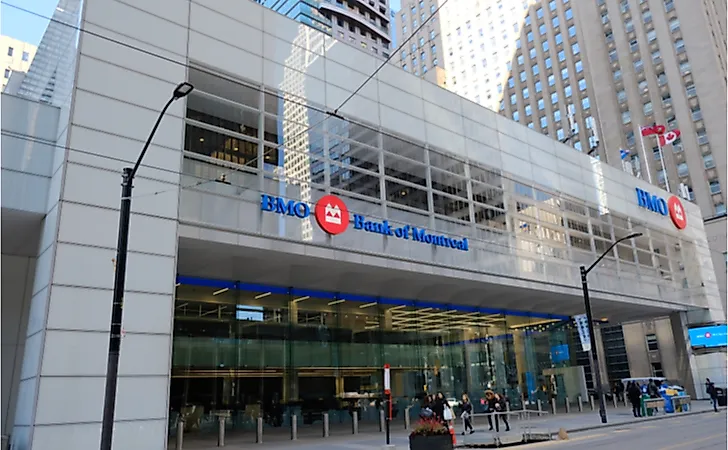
[409, 418, 453, 450]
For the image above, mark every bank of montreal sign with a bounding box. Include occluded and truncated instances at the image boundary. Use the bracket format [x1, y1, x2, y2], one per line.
[635, 188, 687, 230]
[260, 194, 470, 251]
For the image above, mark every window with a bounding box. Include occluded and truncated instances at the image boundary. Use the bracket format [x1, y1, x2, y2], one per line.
[622, 110, 631, 124]
[508, 77, 515, 88]
[558, 50, 566, 61]
[557, 128, 565, 139]
[716, 203, 727, 215]
[680, 61, 691, 74]
[614, 69, 622, 81]
[691, 105, 702, 121]
[646, 334, 659, 351]
[523, 87, 530, 99]
[561, 67, 568, 79]
[651, 362, 664, 378]
[575, 60, 583, 73]
[527, 31, 534, 42]
[539, 24, 547, 35]
[634, 59, 644, 72]
[549, 0, 556, 11]
[686, 83, 697, 97]
[703, 153, 715, 169]
[525, 104, 532, 116]
[431, 4, 435, 13]
[653, 146, 662, 160]
[403, 64, 408, 71]
[669, 18, 680, 32]
[545, 57, 552, 69]
[677, 162, 689, 177]
[22, 51, 29, 62]
[554, 110, 561, 122]
[535, 81, 542, 92]
[574, 141, 582, 151]
[565, 8, 572, 19]
[609, 49, 618, 63]
[601, 12, 610, 24]
[665, 0, 674, 11]
[520, 71, 527, 82]
[551, 92, 559, 103]
[518, 54, 524, 65]
[568, 25, 576, 37]
[657, 72, 667, 86]
[525, 15, 532, 26]
[565, 85, 572, 97]
[430, 30, 436, 40]
[571, 42, 580, 55]
[511, 94, 517, 105]
[643, 10, 652, 23]
[652, 50, 661, 63]
[542, 40, 549, 52]
[582, 97, 590, 109]
[552, 17, 559, 28]
[7, 47, 13, 56]
[530, 48, 537, 59]
[549, 74, 556, 86]
[620, 0, 630, 13]
[538, 98, 545, 110]
[647, 29, 657, 42]
[625, 19, 634, 33]
[3, 69, 9, 78]
[532, 64, 540, 76]
[710, 180, 721, 194]
[629, 39, 638, 52]
[537, 7, 544, 18]
[513, 111, 520, 121]
[433, 58, 438, 66]
[555, 33, 563, 45]
[643, 101, 653, 115]
[578, 78, 586, 91]
[675, 39, 685, 54]
[540, 116, 548, 128]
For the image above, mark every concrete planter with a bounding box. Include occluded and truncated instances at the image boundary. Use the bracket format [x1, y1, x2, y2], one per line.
[409, 434, 453, 450]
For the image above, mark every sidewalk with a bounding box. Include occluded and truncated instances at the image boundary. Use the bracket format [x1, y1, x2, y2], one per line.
[170, 401, 722, 450]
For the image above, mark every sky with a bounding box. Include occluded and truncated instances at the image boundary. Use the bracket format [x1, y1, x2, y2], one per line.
[2, 0, 59, 46]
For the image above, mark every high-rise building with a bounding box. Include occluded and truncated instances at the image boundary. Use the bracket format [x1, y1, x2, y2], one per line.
[0, 36, 37, 92]
[394, 0, 727, 379]
[260, 0, 393, 58]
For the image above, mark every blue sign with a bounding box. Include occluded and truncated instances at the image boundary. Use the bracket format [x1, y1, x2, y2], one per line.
[260, 194, 469, 252]
[636, 188, 669, 216]
[550, 344, 570, 363]
[688, 325, 728, 348]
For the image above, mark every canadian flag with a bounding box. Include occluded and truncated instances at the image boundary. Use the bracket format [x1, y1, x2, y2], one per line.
[640, 124, 666, 136]
[659, 129, 681, 146]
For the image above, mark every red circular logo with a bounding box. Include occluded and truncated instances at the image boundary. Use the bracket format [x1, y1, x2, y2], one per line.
[667, 196, 687, 230]
[314, 195, 349, 235]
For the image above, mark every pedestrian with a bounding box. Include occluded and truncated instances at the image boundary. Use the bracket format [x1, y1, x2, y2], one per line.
[706, 378, 719, 412]
[460, 393, 474, 435]
[432, 392, 446, 424]
[647, 379, 660, 413]
[493, 392, 510, 432]
[627, 381, 642, 418]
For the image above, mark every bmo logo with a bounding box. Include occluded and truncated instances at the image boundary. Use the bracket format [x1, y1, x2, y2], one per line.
[314, 195, 349, 235]
[635, 188, 687, 230]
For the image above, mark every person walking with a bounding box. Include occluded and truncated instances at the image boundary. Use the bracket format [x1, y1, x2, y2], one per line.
[460, 393, 474, 435]
[627, 381, 642, 418]
[493, 392, 510, 432]
[706, 378, 719, 412]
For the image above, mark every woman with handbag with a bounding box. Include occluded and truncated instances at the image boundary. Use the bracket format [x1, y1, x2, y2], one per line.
[460, 393, 474, 435]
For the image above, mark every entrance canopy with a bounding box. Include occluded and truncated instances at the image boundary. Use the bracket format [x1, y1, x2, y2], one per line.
[177, 236, 683, 325]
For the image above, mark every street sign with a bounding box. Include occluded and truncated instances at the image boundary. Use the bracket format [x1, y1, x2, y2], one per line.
[574, 314, 592, 352]
[383, 364, 391, 395]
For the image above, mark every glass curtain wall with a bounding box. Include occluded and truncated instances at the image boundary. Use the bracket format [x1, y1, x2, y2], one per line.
[169, 280, 579, 440]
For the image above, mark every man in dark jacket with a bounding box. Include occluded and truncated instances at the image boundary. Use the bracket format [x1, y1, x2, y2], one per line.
[627, 382, 642, 418]
[706, 378, 719, 412]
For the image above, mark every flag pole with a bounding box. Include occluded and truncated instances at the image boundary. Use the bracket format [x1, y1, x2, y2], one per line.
[656, 137, 670, 192]
[638, 126, 653, 183]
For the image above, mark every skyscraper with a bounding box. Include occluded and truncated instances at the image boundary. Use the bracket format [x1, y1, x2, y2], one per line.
[261, 0, 393, 58]
[396, 0, 726, 306]
[0, 36, 37, 92]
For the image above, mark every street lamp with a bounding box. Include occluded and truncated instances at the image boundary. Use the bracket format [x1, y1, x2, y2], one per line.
[580, 231, 642, 424]
[100, 81, 194, 450]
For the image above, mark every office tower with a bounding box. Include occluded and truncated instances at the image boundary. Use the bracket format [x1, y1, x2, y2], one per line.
[392, 0, 447, 86]
[396, 0, 726, 306]
[1, 36, 37, 92]
[260, 0, 393, 58]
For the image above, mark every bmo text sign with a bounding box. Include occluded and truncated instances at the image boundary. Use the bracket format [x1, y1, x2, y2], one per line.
[635, 188, 687, 230]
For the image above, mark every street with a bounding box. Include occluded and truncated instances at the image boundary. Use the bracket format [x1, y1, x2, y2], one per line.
[522, 410, 727, 450]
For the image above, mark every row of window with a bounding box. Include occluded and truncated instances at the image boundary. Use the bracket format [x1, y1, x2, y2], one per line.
[6, 46, 30, 61]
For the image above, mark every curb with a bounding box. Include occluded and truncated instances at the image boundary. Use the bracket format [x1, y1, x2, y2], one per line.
[555, 406, 726, 436]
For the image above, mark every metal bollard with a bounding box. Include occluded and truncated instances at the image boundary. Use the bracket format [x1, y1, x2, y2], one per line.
[291, 414, 297, 440]
[256, 417, 263, 444]
[506, 401, 511, 412]
[218, 416, 225, 447]
[352, 411, 359, 434]
[404, 406, 411, 430]
[565, 397, 570, 414]
[551, 398, 557, 415]
[612, 395, 617, 409]
[175, 417, 184, 450]
[589, 395, 595, 411]
[379, 410, 385, 432]
[323, 413, 329, 438]
[578, 395, 583, 412]
[537, 399, 542, 414]
[623, 396, 628, 408]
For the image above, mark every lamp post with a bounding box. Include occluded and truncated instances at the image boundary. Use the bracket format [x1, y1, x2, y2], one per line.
[100, 82, 194, 450]
[580, 232, 642, 424]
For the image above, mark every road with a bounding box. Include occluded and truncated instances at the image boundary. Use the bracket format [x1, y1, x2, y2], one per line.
[522, 410, 727, 450]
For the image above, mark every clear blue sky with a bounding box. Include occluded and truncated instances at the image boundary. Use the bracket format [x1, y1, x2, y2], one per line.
[2, 0, 59, 46]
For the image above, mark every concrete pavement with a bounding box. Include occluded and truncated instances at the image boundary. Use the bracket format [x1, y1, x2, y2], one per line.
[169, 401, 724, 449]
[518, 409, 727, 449]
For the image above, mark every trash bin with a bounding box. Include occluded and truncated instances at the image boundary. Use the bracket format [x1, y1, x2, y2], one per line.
[716, 388, 727, 407]
[641, 394, 649, 417]
[661, 393, 674, 414]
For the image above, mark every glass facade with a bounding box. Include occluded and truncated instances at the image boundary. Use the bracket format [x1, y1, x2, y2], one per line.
[170, 278, 584, 437]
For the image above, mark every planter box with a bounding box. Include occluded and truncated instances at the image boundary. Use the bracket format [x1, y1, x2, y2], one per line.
[409, 434, 453, 450]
